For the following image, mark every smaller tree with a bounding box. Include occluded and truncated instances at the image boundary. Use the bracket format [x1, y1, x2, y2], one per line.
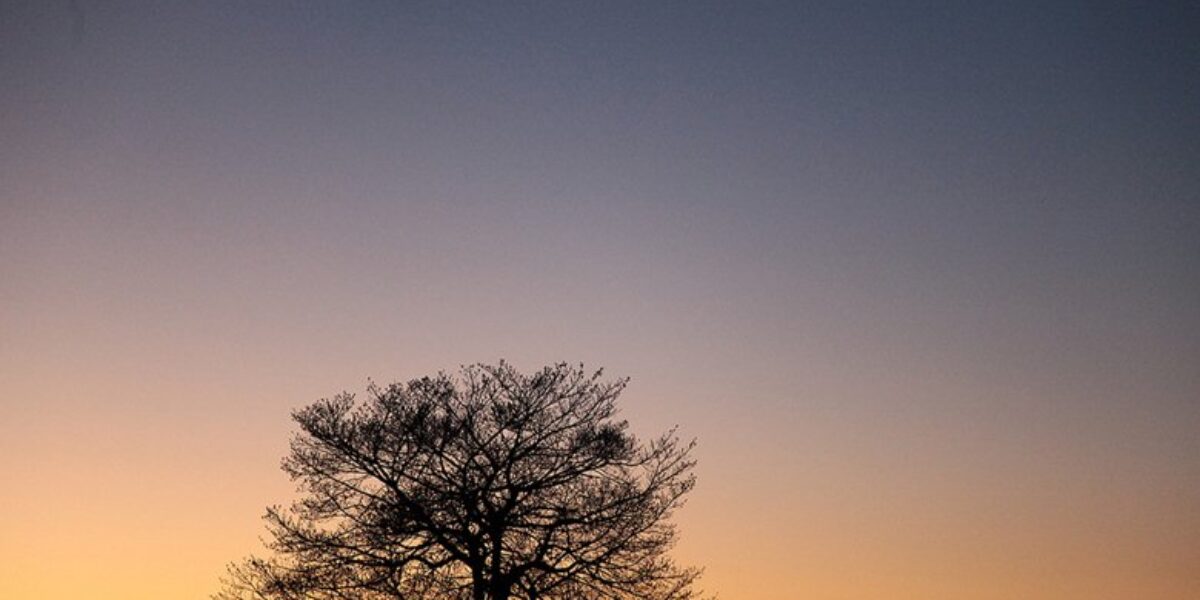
[218, 362, 703, 600]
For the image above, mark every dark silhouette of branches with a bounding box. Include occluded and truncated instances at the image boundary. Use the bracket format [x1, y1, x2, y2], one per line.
[217, 362, 704, 600]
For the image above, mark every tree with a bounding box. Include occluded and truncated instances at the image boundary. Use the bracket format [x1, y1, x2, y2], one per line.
[217, 362, 703, 600]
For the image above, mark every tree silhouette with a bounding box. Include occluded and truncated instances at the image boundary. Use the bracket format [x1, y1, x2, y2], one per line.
[217, 362, 703, 600]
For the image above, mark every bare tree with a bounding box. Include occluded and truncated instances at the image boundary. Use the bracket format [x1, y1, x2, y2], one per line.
[217, 362, 703, 600]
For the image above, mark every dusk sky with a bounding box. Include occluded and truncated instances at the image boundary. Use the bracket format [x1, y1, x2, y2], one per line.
[2, 2, 1198, 598]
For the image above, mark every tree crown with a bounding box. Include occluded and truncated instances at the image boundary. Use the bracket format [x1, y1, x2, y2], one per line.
[219, 361, 703, 600]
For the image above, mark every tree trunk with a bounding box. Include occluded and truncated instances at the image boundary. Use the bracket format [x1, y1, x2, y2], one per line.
[488, 581, 511, 600]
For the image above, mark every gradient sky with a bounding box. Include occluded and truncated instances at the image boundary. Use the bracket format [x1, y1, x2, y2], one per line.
[2, 2, 1198, 599]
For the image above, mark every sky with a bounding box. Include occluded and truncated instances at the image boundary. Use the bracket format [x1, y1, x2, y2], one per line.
[1, 1, 1198, 598]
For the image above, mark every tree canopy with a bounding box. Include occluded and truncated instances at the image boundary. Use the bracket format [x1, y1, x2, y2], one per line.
[218, 362, 703, 600]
